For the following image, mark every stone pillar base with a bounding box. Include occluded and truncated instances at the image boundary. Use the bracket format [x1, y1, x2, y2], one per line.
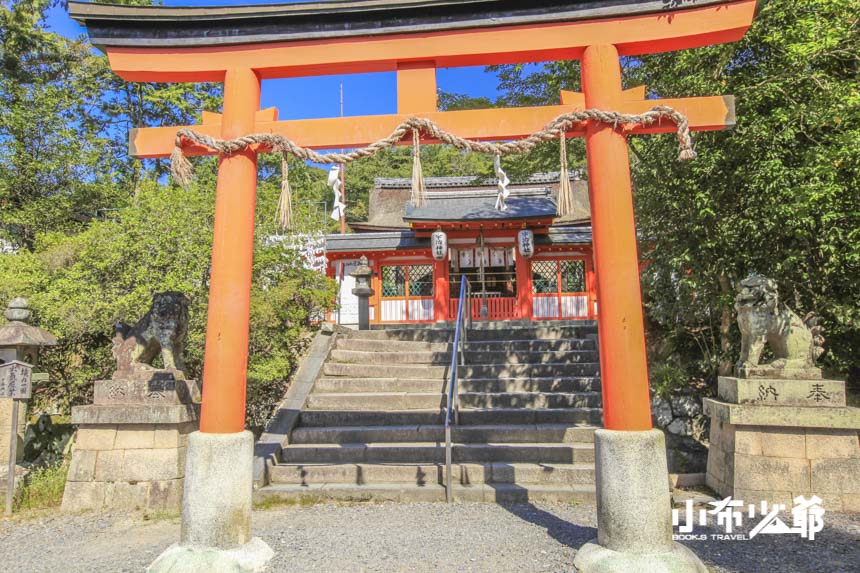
[147, 538, 274, 573]
[181, 431, 256, 547]
[573, 429, 706, 573]
[575, 540, 706, 573]
[147, 431, 273, 572]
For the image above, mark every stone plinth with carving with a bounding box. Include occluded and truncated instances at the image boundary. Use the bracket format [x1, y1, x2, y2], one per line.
[62, 293, 200, 512]
[704, 275, 860, 512]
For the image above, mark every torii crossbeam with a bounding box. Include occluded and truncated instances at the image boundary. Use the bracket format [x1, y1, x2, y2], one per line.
[71, 0, 756, 570]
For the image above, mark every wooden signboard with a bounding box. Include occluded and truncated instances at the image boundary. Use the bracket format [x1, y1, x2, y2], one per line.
[2, 360, 32, 515]
[0, 361, 33, 400]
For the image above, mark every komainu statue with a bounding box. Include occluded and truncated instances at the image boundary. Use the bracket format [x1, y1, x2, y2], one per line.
[112, 291, 190, 380]
[735, 274, 824, 378]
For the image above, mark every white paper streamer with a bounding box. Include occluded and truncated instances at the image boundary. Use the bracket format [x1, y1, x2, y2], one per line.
[494, 155, 511, 211]
[328, 165, 346, 221]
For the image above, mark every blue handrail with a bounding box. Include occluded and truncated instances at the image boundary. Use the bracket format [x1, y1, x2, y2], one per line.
[445, 274, 470, 503]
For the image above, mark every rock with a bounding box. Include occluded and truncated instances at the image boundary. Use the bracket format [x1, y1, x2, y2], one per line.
[670, 394, 702, 418]
[664, 431, 708, 473]
[667, 417, 693, 436]
[650, 395, 673, 427]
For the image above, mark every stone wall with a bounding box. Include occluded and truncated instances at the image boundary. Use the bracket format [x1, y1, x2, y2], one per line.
[707, 419, 860, 512]
[651, 392, 709, 473]
[63, 421, 196, 512]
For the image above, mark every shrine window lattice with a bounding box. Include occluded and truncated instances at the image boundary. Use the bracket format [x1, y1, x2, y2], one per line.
[381, 264, 433, 298]
[532, 260, 586, 294]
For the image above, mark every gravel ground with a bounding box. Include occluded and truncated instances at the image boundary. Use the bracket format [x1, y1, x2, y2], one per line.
[0, 502, 857, 573]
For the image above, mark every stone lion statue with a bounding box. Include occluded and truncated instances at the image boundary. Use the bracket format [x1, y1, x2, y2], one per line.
[735, 274, 824, 376]
[112, 291, 190, 380]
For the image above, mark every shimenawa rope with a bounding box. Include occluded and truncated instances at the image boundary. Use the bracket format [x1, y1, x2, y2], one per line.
[169, 106, 696, 227]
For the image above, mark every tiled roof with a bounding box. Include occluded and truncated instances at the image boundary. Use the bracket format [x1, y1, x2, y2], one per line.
[325, 231, 428, 252]
[375, 171, 584, 189]
[324, 225, 593, 252]
[404, 188, 557, 221]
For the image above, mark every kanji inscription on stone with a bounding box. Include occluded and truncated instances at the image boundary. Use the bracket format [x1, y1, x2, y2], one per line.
[0, 361, 33, 400]
[757, 384, 779, 402]
[807, 383, 831, 403]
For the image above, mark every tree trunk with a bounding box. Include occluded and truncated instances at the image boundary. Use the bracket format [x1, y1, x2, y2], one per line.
[717, 272, 734, 376]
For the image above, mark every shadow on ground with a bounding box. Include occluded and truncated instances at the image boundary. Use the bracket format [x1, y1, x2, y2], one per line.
[499, 502, 596, 550]
[678, 519, 860, 573]
[496, 487, 859, 573]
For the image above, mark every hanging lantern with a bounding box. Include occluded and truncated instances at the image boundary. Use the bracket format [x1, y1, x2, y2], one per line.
[518, 229, 534, 259]
[431, 231, 448, 261]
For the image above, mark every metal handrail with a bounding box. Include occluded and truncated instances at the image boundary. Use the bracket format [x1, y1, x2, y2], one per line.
[445, 274, 471, 503]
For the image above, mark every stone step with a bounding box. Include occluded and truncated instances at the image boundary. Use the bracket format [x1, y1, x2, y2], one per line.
[336, 338, 597, 353]
[269, 462, 595, 486]
[348, 325, 597, 343]
[322, 362, 600, 379]
[463, 339, 597, 352]
[306, 392, 445, 411]
[279, 442, 595, 464]
[289, 424, 597, 445]
[329, 349, 600, 366]
[254, 482, 597, 504]
[299, 408, 603, 427]
[461, 363, 601, 378]
[305, 391, 602, 411]
[460, 392, 603, 409]
[313, 376, 600, 394]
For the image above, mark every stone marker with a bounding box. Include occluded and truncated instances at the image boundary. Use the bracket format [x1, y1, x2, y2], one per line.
[62, 293, 200, 512]
[704, 275, 860, 511]
[0, 297, 57, 504]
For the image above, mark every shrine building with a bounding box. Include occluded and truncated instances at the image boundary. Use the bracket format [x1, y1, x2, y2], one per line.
[326, 171, 597, 325]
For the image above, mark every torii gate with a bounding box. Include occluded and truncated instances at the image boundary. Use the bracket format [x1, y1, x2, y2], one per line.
[71, 1, 755, 570]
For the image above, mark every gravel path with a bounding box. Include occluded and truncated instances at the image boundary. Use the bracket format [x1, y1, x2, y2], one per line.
[0, 502, 857, 572]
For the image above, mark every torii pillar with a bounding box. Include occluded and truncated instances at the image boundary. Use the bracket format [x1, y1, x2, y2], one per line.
[574, 44, 706, 572]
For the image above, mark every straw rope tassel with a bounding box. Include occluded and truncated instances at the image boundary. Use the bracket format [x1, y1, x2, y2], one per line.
[170, 137, 194, 190]
[411, 128, 427, 207]
[277, 154, 294, 231]
[557, 135, 573, 218]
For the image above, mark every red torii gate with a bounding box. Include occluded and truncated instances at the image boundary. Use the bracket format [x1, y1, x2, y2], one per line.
[71, 0, 756, 567]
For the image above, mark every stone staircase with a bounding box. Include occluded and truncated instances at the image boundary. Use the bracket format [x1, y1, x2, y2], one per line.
[257, 321, 603, 503]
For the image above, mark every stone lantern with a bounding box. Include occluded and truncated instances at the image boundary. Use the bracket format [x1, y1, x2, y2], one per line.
[0, 298, 57, 467]
[350, 256, 374, 331]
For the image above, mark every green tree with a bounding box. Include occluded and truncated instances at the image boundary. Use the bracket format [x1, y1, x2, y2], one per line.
[628, 0, 859, 382]
[0, 0, 122, 247]
[482, 0, 859, 383]
[0, 178, 336, 430]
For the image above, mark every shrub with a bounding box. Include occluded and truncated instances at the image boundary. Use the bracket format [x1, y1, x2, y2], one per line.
[14, 459, 69, 512]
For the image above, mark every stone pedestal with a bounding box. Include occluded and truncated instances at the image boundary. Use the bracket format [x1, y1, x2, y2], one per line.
[705, 376, 860, 512]
[573, 429, 707, 573]
[61, 372, 200, 512]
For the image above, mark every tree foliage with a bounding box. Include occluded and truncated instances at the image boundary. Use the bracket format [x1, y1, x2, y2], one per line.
[484, 0, 859, 383]
[0, 0, 337, 431]
[0, 179, 336, 429]
[629, 0, 859, 382]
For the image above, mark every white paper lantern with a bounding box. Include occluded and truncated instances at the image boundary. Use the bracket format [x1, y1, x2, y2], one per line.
[431, 231, 447, 261]
[518, 229, 535, 259]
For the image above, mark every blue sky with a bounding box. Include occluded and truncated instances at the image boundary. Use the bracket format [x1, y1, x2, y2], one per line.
[45, 0, 503, 121]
